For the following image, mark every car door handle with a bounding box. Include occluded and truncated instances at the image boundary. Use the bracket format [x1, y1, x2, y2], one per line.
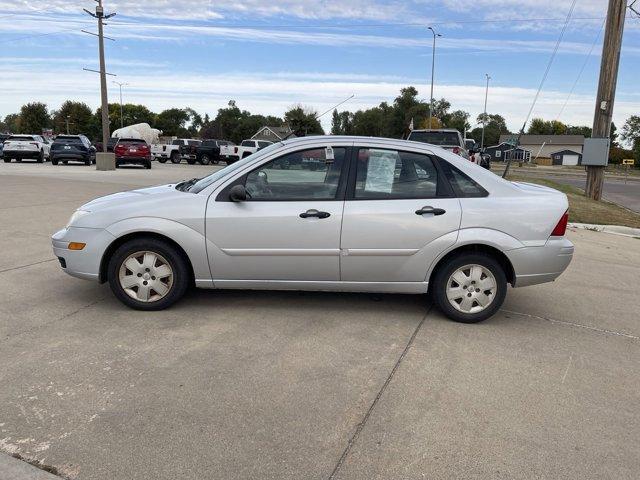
[300, 209, 331, 219]
[415, 206, 446, 216]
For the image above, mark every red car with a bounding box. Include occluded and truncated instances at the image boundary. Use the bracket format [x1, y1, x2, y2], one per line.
[114, 138, 152, 169]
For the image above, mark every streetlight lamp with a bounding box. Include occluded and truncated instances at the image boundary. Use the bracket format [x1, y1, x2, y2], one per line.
[427, 26, 442, 129]
[480, 74, 491, 149]
[112, 81, 128, 129]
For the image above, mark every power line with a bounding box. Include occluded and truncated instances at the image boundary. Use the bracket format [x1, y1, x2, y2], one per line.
[555, 19, 605, 122]
[502, 0, 578, 178]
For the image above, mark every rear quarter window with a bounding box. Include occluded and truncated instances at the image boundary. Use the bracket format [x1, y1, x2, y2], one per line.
[438, 160, 488, 197]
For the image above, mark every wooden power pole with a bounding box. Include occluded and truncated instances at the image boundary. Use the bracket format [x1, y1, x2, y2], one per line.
[586, 0, 626, 200]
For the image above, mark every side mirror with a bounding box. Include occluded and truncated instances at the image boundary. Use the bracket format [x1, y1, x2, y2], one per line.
[228, 184, 247, 202]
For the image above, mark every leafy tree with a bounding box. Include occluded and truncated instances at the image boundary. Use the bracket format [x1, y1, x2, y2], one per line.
[621, 116, 640, 147]
[18, 102, 50, 133]
[469, 113, 509, 146]
[52, 101, 94, 135]
[1, 113, 20, 133]
[443, 110, 470, 133]
[331, 109, 354, 135]
[284, 105, 324, 137]
[527, 118, 567, 135]
[154, 108, 190, 137]
[566, 125, 592, 137]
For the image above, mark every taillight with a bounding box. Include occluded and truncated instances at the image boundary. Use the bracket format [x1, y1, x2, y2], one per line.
[452, 147, 460, 155]
[550, 211, 569, 237]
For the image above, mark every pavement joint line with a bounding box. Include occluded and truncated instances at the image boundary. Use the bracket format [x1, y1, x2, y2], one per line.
[0, 258, 57, 274]
[501, 309, 639, 340]
[2, 296, 108, 344]
[327, 306, 432, 480]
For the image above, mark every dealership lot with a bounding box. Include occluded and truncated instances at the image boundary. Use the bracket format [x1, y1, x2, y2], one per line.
[0, 163, 638, 480]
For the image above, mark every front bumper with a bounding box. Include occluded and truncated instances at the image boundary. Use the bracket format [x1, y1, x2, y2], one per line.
[52, 227, 116, 282]
[507, 237, 574, 287]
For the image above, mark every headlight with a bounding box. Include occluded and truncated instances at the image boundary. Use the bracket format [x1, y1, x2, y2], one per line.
[66, 209, 91, 228]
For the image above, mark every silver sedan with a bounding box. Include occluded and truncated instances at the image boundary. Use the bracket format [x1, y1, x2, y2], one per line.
[52, 136, 573, 323]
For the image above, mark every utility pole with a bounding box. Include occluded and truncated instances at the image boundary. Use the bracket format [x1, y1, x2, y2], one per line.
[112, 81, 128, 129]
[84, 0, 115, 154]
[585, 0, 626, 200]
[480, 74, 491, 150]
[65, 116, 71, 134]
[427, 26, 441, 129]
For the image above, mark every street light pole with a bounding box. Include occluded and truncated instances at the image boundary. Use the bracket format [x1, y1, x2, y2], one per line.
[65, 116, 71, 134]
[480, 74, 491, 149]
[112, 81, 128, 129]
[427, 26, 442, 129]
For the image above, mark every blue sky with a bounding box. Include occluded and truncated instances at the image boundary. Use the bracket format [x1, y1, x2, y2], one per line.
[0, 0, 638, 136]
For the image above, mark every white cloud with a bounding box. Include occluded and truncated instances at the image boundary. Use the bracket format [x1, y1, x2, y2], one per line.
[1, 61, 636, 134]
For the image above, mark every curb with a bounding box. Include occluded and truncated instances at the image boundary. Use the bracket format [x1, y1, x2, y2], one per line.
[569, 222, 640, 238]
[0, 453, 61, 480]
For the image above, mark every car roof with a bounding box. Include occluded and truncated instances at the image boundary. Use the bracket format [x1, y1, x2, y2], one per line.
[409, 129, 461, 133]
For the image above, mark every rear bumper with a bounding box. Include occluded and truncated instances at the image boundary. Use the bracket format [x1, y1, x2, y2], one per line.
[3, 150, 40, 159]
[507, 237, 574, 287]
[52, 152, 90, 161]
[52, 227, 116, 282]
[116, 155, 150, 165]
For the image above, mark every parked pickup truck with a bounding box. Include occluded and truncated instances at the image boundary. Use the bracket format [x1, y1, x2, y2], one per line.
[195, 139, 235, 165]
[2, 134, 51, 163]
[229, 139, 273, 163]
[152, 139, 201, 164]
[407, 129, 469, 159]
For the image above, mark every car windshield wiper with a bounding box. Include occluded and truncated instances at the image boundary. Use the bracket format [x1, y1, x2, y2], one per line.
[175, 177, 200, 192]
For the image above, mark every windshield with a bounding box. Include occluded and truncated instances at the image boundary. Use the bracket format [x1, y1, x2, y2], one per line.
[408, 131, 461, 146]
[189, 142, 282, 194]
[55, 136, 83, 144]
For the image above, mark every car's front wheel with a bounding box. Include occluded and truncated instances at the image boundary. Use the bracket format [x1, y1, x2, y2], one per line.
[107, 238, 190, 310]
[432, 253, 507, 323]
[199, 154, 210, 165]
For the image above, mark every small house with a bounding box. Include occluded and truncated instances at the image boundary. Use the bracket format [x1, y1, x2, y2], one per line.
[551, 149, 582, 166]
[252, 126, 296, 142]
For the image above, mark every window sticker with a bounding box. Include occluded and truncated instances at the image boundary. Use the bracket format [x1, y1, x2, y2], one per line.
[365, 152, 396, 193]
[325, 146, 335, 161]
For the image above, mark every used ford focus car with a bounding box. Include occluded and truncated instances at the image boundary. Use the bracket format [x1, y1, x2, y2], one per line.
[52, 136, 573, 323]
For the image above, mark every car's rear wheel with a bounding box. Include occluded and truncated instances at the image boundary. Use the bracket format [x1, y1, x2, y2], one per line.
[158, 157, 167, 164]
[3, 158, 11, 163]
[199, 154, 210, 165]
[170, 152, 181, 164]
[144, 159, 152, 169]
[84, 157, 91, 166]
[187, 158, 196, 165]
[37, 150, 44, 163]
[107, 238, 190, 310]
[432, 253, 507, 323]
[51, 158, 59, 165]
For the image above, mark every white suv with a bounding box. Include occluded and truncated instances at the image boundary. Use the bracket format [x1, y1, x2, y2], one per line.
[3, 134, 51, 163]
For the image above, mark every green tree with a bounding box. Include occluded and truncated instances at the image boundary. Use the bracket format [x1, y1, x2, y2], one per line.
[443, 110, 470, 134]
[154, 108, 190, 137]
[469, 113, 509, 146]
[527, 118, 567, 135]
[621, 116, 640, 163]
[1, 113, 20, 133]
[565, 125, 592, 137]
[331, 109, 354, 135]
[18, 102, 50, 133]
[52, 101, 94, 135]
[284, 105, 324, 137]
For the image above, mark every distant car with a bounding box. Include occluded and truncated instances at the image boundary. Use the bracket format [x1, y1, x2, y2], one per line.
[0, 133, 11, 159]
[114, 138, 152, 169]
[52, 136, 573, 323]
[230, 139, 273, 163]
[51, 135, 96, 166]
[91, 137, 118, 153]
[2, 134, 51, 163]
[195, 139, 221, 165]
[407, 129, 469, 159]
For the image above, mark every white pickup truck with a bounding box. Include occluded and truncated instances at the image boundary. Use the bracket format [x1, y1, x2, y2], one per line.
[151, 138, 201, 164]
[229, 139, 273, 163]
[2, 134, 51, 163]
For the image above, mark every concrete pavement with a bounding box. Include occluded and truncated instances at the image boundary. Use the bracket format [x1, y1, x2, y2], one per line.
[0, 162, 638, 479]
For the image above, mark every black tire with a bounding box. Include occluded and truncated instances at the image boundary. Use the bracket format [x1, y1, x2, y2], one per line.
[107, 237, 190, 311]
[37, 150, 44, 163]
[157, 157, 167, 164]
[3, 158, 11, 163]
[199, 154, 210, 165]
[84, 158, 91, 166]
[51, 158, 59, 165]
[432, 253, 507, 324]
[144, 160, 152, 169]
[170, 152, 181, 164]
[63, 160, 68, 165]
[242, 152, 251, 159]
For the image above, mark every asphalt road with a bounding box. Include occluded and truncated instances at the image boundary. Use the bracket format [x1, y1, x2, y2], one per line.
[552, 175, 640, 213]
[1, 162, 639, 480]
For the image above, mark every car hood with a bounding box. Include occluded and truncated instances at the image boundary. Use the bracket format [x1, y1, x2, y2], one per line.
[81, 184, 178, 210]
